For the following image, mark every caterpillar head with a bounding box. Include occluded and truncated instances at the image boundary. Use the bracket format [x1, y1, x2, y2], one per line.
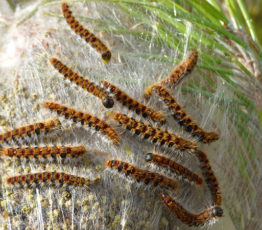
[102, 97, 114, 109]
[145, 153, 153, 162]
[101, 51, 111, 63]
[212, 207, 223, 218]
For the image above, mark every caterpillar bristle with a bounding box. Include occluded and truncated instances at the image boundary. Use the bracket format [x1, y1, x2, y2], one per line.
[61, 2, 111, 63]
[0, 118, 61, 145]
[113, 112, 197, 152]
[101, 80, 166, 124]
[146, 153, 203, 186]
[49, 57, 114, 109]
[150, 84, 219, 143]
[144, 49, 198, 98]
[106, 159, 178, 190]
[0, 145, 86, 162]
[161, 192, 223, 227]
[43, 101, 120, 144]
[6, 171, 98, 188]
[196, 150, 222, 206]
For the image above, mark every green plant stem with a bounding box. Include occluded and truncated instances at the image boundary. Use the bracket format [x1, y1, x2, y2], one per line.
[237, 0, 258, 42]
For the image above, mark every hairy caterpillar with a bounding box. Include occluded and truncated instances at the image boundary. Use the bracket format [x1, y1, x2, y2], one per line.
[0, 118, 61, 145]
[0, 145, 86, 162]
[113, 112, 197, 152]
[42, 102, 120, 144]
[105, 159, 178, 190]
[160, 192, 223, 227]
[49, 57, 114, 109]
[145, 49, 198, 98]
[145, 153, 203, 186]
[196, 150, 222, 206]
[101, 80, 166, 124]
[6, 171, 99, 188]
[61, 2, 111, 63]
[149, 85, 219, 143]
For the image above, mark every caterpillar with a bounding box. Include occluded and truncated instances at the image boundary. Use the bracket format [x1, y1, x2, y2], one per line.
[49, 57, 114, 109]
[0, 118, 61, 145]
[145, 153, 203, 186]
[61, 2, 111, 63]
[160, 192, 223, 227]
[150, 85, 219, 143]
[105, 159, 178, 190]
[101, 80, 166, 124]
[0, 145, 86, 162]
[113, 112, 197, 152]
[42, 101, 120, 144]
[144, 49, 198, 98]
[196, 150, 222, 206]
[6, 171, 99, 188]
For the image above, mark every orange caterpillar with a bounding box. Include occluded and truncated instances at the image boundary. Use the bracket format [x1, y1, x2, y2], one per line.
[196, 150, 222, 206]
[6, 171, 99, 188]
[61, 2, 111, 63]
[105, 159, 178, 190]
[150, 85, 219, 143]
[0, 145, 86, 162]
[43, 102, 119, 144]
[161, 192, 223, 227]
[145, 49, 198, 98]
[101, 80, 166, 124]
[49, 57, 114, 108]
[145, 153, 203, 186]
[113, 112, 197, 152]
[0, 118, 60, 144]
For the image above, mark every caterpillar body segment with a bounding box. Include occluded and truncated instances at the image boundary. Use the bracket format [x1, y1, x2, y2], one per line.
[113, 112, 197, 152]
[6, 171, 99, 188]
[61, 2, 111, 63]
[161, 192, 223, 227]
[145, 153, 203, 186]
[101, 80, 166, 124]
[43, 102, 120, 144]
[150, 85, 219, 143]
[106, 159, 178, 190]
[144, 49, 198, 98]
[144, 84, 154, 99]
[49, 57, 114, 108]
[160, 49, 198, 86]
[197, 150, 222, 206]
[0, 145, 86, 162]
[0, 119, 61, 145]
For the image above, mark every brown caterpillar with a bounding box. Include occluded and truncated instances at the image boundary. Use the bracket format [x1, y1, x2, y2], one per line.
[150, 85, 219, 143]
[161, 192, 223, 227]
[49, 57, 114, 109]
[61, 2, 111, 63]
[105, 159, 178, 190]
[0, 145, 86, 162]
[145, 153, 203, 186]
[0, 118, 61, 145]
[6, 171, 99, 188]
[42, 102, 120, 144]
[101, 80, 166, 124]
[196, 150, 222, 206]
[145, 49, 198, 98]
[113, 112, 197, 152]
